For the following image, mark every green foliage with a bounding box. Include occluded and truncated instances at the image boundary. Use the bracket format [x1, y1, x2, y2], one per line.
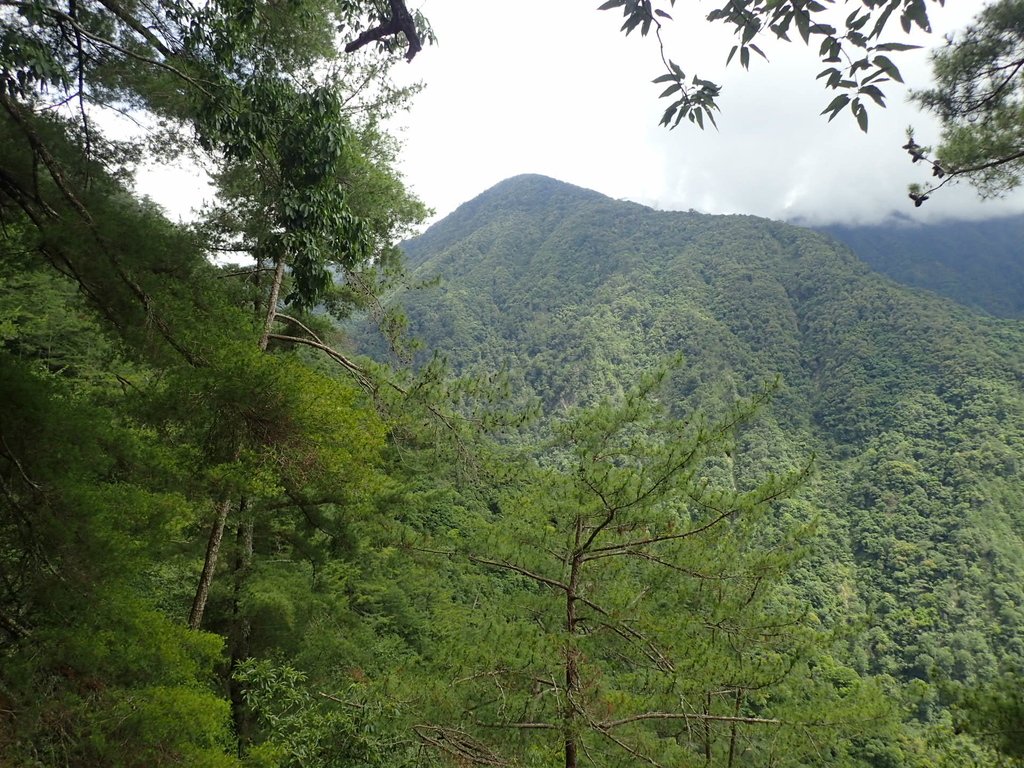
[913, 0, 1024, 197]
[412, 370, 895, 767]
[956, 671, 1024, 762]
[0, 346, 238, 766]
[373, 174, 1024, 764]
[820, 215, 1024, 318]
[599, 0, 935, 131]
[234, 659, 434, 768]
[0, 2, 432, 763]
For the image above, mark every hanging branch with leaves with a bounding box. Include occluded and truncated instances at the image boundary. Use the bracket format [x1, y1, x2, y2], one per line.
[598, 0, 938, 132]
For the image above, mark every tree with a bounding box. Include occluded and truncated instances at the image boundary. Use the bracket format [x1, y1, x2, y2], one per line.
[906, 0, 1024, 202]
[0, 0, 432, 617]
[0, 0, 444, 761]
[602, 0, 1024, 205]
[0, 0, 430, 317]
[955, 671, 1024, 763]
[0, 248, 242, 766]
[421, 371, 890, 768]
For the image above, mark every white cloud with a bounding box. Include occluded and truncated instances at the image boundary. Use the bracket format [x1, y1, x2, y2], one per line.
[393, 0, 1024, 226]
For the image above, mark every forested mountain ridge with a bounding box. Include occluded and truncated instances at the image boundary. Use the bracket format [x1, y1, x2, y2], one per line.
[394, 175, 1020, 444]
[819, 214, 1024, 318]
[372, 174, 1024, 760]
[6, 0, 1022, 762]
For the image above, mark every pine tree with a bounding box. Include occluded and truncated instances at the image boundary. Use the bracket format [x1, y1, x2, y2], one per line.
[421, 370, 890, 767]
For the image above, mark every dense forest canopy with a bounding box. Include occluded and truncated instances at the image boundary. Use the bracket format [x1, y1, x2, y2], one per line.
[374, 173, 1024, 766]
[2, 1, 1024, 767]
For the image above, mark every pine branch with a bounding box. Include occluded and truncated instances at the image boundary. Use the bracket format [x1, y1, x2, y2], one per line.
[5, 2, 212, 97]
[466, 554, 571, 593]
[0, 91, 204, 367]
[601, 711, 783, 729]
[585, 506, 737, 556]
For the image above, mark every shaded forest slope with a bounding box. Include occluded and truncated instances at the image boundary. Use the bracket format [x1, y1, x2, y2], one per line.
[820, 214, 1024, 318]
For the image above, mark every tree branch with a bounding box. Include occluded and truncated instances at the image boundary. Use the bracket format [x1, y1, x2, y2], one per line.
[585, 506, 737, 557]
[345, 0, 422, 61]
[94, 0, 174, 57]
[601, 711, 782, 729]
[466, 554, 571, 593]
[0, 91, 204, 366]
[7, 2, 211, 96]
[413, 725, 511, 767]
[267, 333, 372, 386]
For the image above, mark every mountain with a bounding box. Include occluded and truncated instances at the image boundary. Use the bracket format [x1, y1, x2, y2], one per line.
[373, 174, 1024, 722]
[819, 214, 1024, 318]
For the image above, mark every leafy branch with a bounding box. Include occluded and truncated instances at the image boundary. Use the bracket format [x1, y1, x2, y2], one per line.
[598, 0, 935, 131]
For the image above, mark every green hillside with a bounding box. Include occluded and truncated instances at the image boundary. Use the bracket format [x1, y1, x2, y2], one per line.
[378, 174, 1024, 761]
[11, 0, 1024, 762]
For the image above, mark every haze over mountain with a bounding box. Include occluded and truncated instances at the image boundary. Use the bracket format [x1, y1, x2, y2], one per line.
[820, 215, 1024, 318]
[372, 174, 1024, 756]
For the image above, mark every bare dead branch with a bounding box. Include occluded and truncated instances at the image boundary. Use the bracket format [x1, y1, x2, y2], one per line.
[317, 691, 365, 709]
[267, 333, 371, 386]
[217, 267, 277, 278]
[467, 554, 571, 593]
[601, 711, 782, 729]
[413, 725, 511, 767]
[591, 720, 665, 768]
[0, 434, 41, 490]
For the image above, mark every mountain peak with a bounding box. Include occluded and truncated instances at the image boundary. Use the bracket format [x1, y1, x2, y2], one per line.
[481, 174, 609, 202]
[402, 175, 617, 264]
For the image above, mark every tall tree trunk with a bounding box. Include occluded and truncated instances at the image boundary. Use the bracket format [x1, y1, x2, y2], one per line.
[188, 497, 232, 630]
[727, 689, 743, 768]
[189, 255, 283, 633]
[259, 257, 285, 352]
[564, 518, 583, 768]
[704, 691, 713, 766]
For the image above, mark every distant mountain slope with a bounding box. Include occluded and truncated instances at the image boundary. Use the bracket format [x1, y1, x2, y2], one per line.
[819, 214, 1024, 318]
[372, 175, 1024, 709]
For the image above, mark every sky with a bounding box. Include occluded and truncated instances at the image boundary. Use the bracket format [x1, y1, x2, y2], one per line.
[380, 0, 1024, 227]
[132, 0, 1024, 228]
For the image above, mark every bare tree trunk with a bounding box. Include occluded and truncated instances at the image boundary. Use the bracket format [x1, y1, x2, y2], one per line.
[188, 497, 232, 630]
[704, 691, 713, 766]
[189, 256, 282, 633]
[259, 257, 285, 352]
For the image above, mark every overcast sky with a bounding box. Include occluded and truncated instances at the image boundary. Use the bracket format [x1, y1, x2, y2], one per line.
[383, 0, 1024, 227]
[132, 1, 1024, 228]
